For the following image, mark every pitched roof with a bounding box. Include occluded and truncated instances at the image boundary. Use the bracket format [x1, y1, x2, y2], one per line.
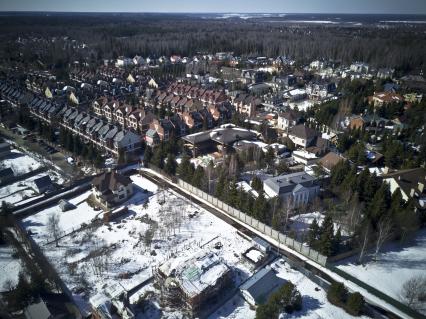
[240, 266, 279, 304]
[289, 124, 318, 140]
[33, 175, 52, 190]
[383, 168, 426, 198]
[92, 171, 132, 194]
[318, 152, 346, 171]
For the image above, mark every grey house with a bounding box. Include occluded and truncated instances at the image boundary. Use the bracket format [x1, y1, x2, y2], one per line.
[263, 171, 319, 207]
[240, 266, 280, 306]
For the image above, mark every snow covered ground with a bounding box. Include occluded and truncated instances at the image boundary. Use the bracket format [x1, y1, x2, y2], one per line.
[23, 174, 256, 316]
[336, 228, 426, 307]
[0, 149, 43, 175]
[0, 169, 66, 206]
[289, 212, 350, 240]
[22, 191, 103, 243]
[209, 259, 368, 319]
[0, 244, 23, 292]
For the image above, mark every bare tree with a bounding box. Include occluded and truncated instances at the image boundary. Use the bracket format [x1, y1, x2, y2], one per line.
[400, 275, 426, 312]
[358, 222, 371, 264]
[47, 213, 61, 247]
[374, 216, 393, 260]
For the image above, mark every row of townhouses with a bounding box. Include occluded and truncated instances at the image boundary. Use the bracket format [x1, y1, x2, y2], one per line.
[27, 96, 141, 159]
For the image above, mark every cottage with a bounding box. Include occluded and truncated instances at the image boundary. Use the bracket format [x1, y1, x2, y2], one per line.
[240, 266, 280, 306]
[92, 171, 133, 209]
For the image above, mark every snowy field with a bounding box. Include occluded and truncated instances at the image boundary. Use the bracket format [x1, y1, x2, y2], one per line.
[209, 259, 367, 319]
[0, 244, 23, 292]
[23, 174, 256, 316]
[22, 191, 103, 242]
[336, 228, 426, 307]
[0, 149, 43, 175]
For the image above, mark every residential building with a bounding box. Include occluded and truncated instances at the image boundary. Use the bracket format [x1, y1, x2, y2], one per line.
[383, 168, 426, 208]
[263, 171, 319, 206]
[92, 171, 134, 209]
[286, 124, 319, 148]
[240, 266, 280, 306]
[156, 250, 231, 317]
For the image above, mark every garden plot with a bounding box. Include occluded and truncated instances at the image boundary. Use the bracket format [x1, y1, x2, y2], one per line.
[336, 228, 426, 312]
[0, 149, 43, 175]
[23, 174, 255, 316]
[22, 190, 103, 242]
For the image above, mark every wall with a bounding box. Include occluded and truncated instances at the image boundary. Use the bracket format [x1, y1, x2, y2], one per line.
[176, 179, 328, 266]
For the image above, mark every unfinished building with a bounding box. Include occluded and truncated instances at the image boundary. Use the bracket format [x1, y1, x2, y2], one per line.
[155, 250, 232, 318]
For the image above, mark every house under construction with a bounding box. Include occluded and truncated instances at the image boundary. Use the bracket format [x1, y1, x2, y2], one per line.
[155, 250, 231, 318]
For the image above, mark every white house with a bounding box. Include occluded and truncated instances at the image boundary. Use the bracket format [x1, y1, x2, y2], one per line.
[263, 171, 319, 207]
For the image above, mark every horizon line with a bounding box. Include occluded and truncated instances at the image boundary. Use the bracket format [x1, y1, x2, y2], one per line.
[0, 11, 425, 15]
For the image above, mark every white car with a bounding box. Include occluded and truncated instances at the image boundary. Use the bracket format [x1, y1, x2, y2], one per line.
[67, 157, 75, 165]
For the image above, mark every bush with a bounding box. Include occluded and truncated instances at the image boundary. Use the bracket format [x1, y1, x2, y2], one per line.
[327, 282, 348, 306]
[346, 292, 364, 316]
[255, 281, 302, 319]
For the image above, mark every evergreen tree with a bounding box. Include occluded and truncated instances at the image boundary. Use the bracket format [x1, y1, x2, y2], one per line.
[192, 166, 205, 189]
[143, 146, 153, 166]
[253, 193, 268, 222]
[327, 282, 348, 306]
[152, 146, 165, 169]
[318, 215, 335, 256]
[346, 292, 364, 316]
[177, 154, 194, 181]
[251, 176, 263, 193]
[368, 183, 391, 225]
[308, 218, 320, 247]
[215, 172, 227, 200]
[333, 227, 342, 254]
[164, 153, 177, 175]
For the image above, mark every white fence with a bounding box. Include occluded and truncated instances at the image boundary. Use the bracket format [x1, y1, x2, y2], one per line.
[177, 179, 328, 266]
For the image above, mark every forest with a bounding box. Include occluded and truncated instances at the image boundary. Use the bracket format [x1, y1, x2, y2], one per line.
[0, 13, 426, 74]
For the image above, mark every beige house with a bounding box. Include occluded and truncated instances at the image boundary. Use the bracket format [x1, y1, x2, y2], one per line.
[92, 171, 133, 209]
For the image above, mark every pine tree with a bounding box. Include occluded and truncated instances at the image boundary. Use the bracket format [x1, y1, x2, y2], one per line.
[327, 282, 348, 306]
[333, 227, 342, 254]
[319, 215, 335, 256]
[215, 174, 226, 199]
[346, 292, 364, 316]
[368, 183, 391, 225]
[164, 153, 177, 175]
[192, 166, 205, 189]
[308, 218, 320, 247]
[142, 146, 152, 166]
[251, 176, 263, 193]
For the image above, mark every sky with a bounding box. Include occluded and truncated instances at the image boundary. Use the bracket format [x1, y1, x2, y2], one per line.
[0, 0, 426, 14]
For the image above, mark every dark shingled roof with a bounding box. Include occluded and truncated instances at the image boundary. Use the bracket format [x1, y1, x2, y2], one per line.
[92, 171, 132, 194]
[384, 168, 426, 198]
[289, 124, 318, 140]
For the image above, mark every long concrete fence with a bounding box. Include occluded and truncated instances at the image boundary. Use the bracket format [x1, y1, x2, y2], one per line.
[176, 179, 328, 266]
